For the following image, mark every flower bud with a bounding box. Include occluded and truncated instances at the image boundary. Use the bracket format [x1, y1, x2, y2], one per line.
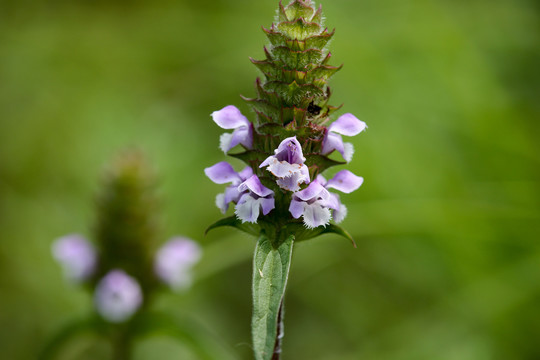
[94, 270, 142, 323]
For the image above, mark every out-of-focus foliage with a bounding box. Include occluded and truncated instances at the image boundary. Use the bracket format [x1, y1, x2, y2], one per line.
[0, 0, 539, 359]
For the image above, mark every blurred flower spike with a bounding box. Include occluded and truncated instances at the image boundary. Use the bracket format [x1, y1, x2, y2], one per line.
[155, 237, 202, 291]
[52, 151, 203, 324]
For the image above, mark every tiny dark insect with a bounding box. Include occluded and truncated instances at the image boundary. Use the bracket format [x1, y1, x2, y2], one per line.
[307, 102, 322, 116]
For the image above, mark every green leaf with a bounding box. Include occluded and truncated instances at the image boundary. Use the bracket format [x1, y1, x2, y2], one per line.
[306, 64, 342, 82]
[311, 5, 323, 24]
[133, 311, 237, 360]
[264, 29, 289, 47]
[243, 97, 281, 122]
[272, 46, 322, 70]
[277, 19, 322, 40]
[285, 222, 356, 247]
[252, 234, 294, 360]
[205, 216, 260, 236]
[38, 316, 103, 360]
[305, 30, 335, 50]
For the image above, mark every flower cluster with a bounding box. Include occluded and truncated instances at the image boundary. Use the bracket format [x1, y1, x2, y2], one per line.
[206, 107, 366, 229]
[52, 234, 202, 323]
[205, 0, 367, 232]
[52, 152, 202, 324]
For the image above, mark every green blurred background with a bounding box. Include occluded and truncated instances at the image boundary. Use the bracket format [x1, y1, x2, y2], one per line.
[1, 0, 539, 359]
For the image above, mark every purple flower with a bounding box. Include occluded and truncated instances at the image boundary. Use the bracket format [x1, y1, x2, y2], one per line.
[322, 113, 367, 162]
[155, 237, 202, 291]
[94, 270, 142, 323]
[289, 182, 336, 229]
[51, 234, 96, 283]
[212, 105, 253, 153]
[260, 136, 310, 192]
[316, 170, 364, 224]
[205, 161, 253, 213]
[289, 170, 363, 228]
[235, 175, 275, 223]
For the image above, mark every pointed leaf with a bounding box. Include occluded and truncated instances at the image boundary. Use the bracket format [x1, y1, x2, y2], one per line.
[264, 29, 289, 47]
[286, 223, 356, 246]
[205, 216, 260, 237]
[272, 46, 322, 70]
[277, 18, 322, 40]
[305, 30, 335, 50]
[278, 1, 289, 22]
[320, 224, 356, 247]
[306, 64, 342, 82]
[252, 234, 294, 360]
[311, 5, 324, 23]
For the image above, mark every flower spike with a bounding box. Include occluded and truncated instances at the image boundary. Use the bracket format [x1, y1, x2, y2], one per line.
[205, 1, 369, 359]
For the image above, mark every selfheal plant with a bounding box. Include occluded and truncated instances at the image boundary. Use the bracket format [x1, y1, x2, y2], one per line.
[48, 151, 202, 360]
[205, 1, 367, 359]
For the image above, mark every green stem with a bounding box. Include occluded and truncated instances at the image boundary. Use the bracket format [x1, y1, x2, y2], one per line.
[112, 329, 133, 360]
[271, 301, 284, 360]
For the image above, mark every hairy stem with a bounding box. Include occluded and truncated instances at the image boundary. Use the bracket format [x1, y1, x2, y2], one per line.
[272, 301, 285, 360]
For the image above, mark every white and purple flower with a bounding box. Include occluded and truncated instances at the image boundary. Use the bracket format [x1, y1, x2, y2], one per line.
[322, 113, 367, 162]
[205, 162, 275, 223]
[260, 136, 310, 192]
[205, 161, 253, 213]
[235, 175, 275, 223]
[51, 234, 97, 283]
[212, 105, 253, 153]
[155, 237, 202, 291]
[316, 170, 364, 224]
[289, 170, 363, 228]
[94, 270, 143, 323]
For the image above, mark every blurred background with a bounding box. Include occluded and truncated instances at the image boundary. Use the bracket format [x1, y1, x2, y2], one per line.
[1, 0, 539, 359]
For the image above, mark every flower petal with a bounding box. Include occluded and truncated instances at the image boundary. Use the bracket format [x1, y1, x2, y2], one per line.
[260, 196, 275, 215]
[342, 142, 354, 163]
[289, 198, 305, 219]
[329, 113, 367, 136]
[215, 193, 227, 213]
[321, 132, 345, 156]
[216, 184, 244, 213]
[238, 166, 254, 181]
[276, 166, 310, 192]
[94, 270, 143, 323]
[155, 238, 202, 291]
[294, 181, 330, 202]
[235, 194, 262, 223]
[211, 105, 249, 129]
[238, 175, 274, 198]
[326, 170, 364, 193]
[302, 201, 331, 229]
[274, 136, 306, 164]
[52, 234, 96, 283]
[204, 162, 241, 184]
[219, 133, 233, 153]
[333, 203, 348, 224]
[222, 126, 253, 153]
[316, 174, 327, 186]
[263, 157, 303, 178]
[324, 192, 341, 210]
